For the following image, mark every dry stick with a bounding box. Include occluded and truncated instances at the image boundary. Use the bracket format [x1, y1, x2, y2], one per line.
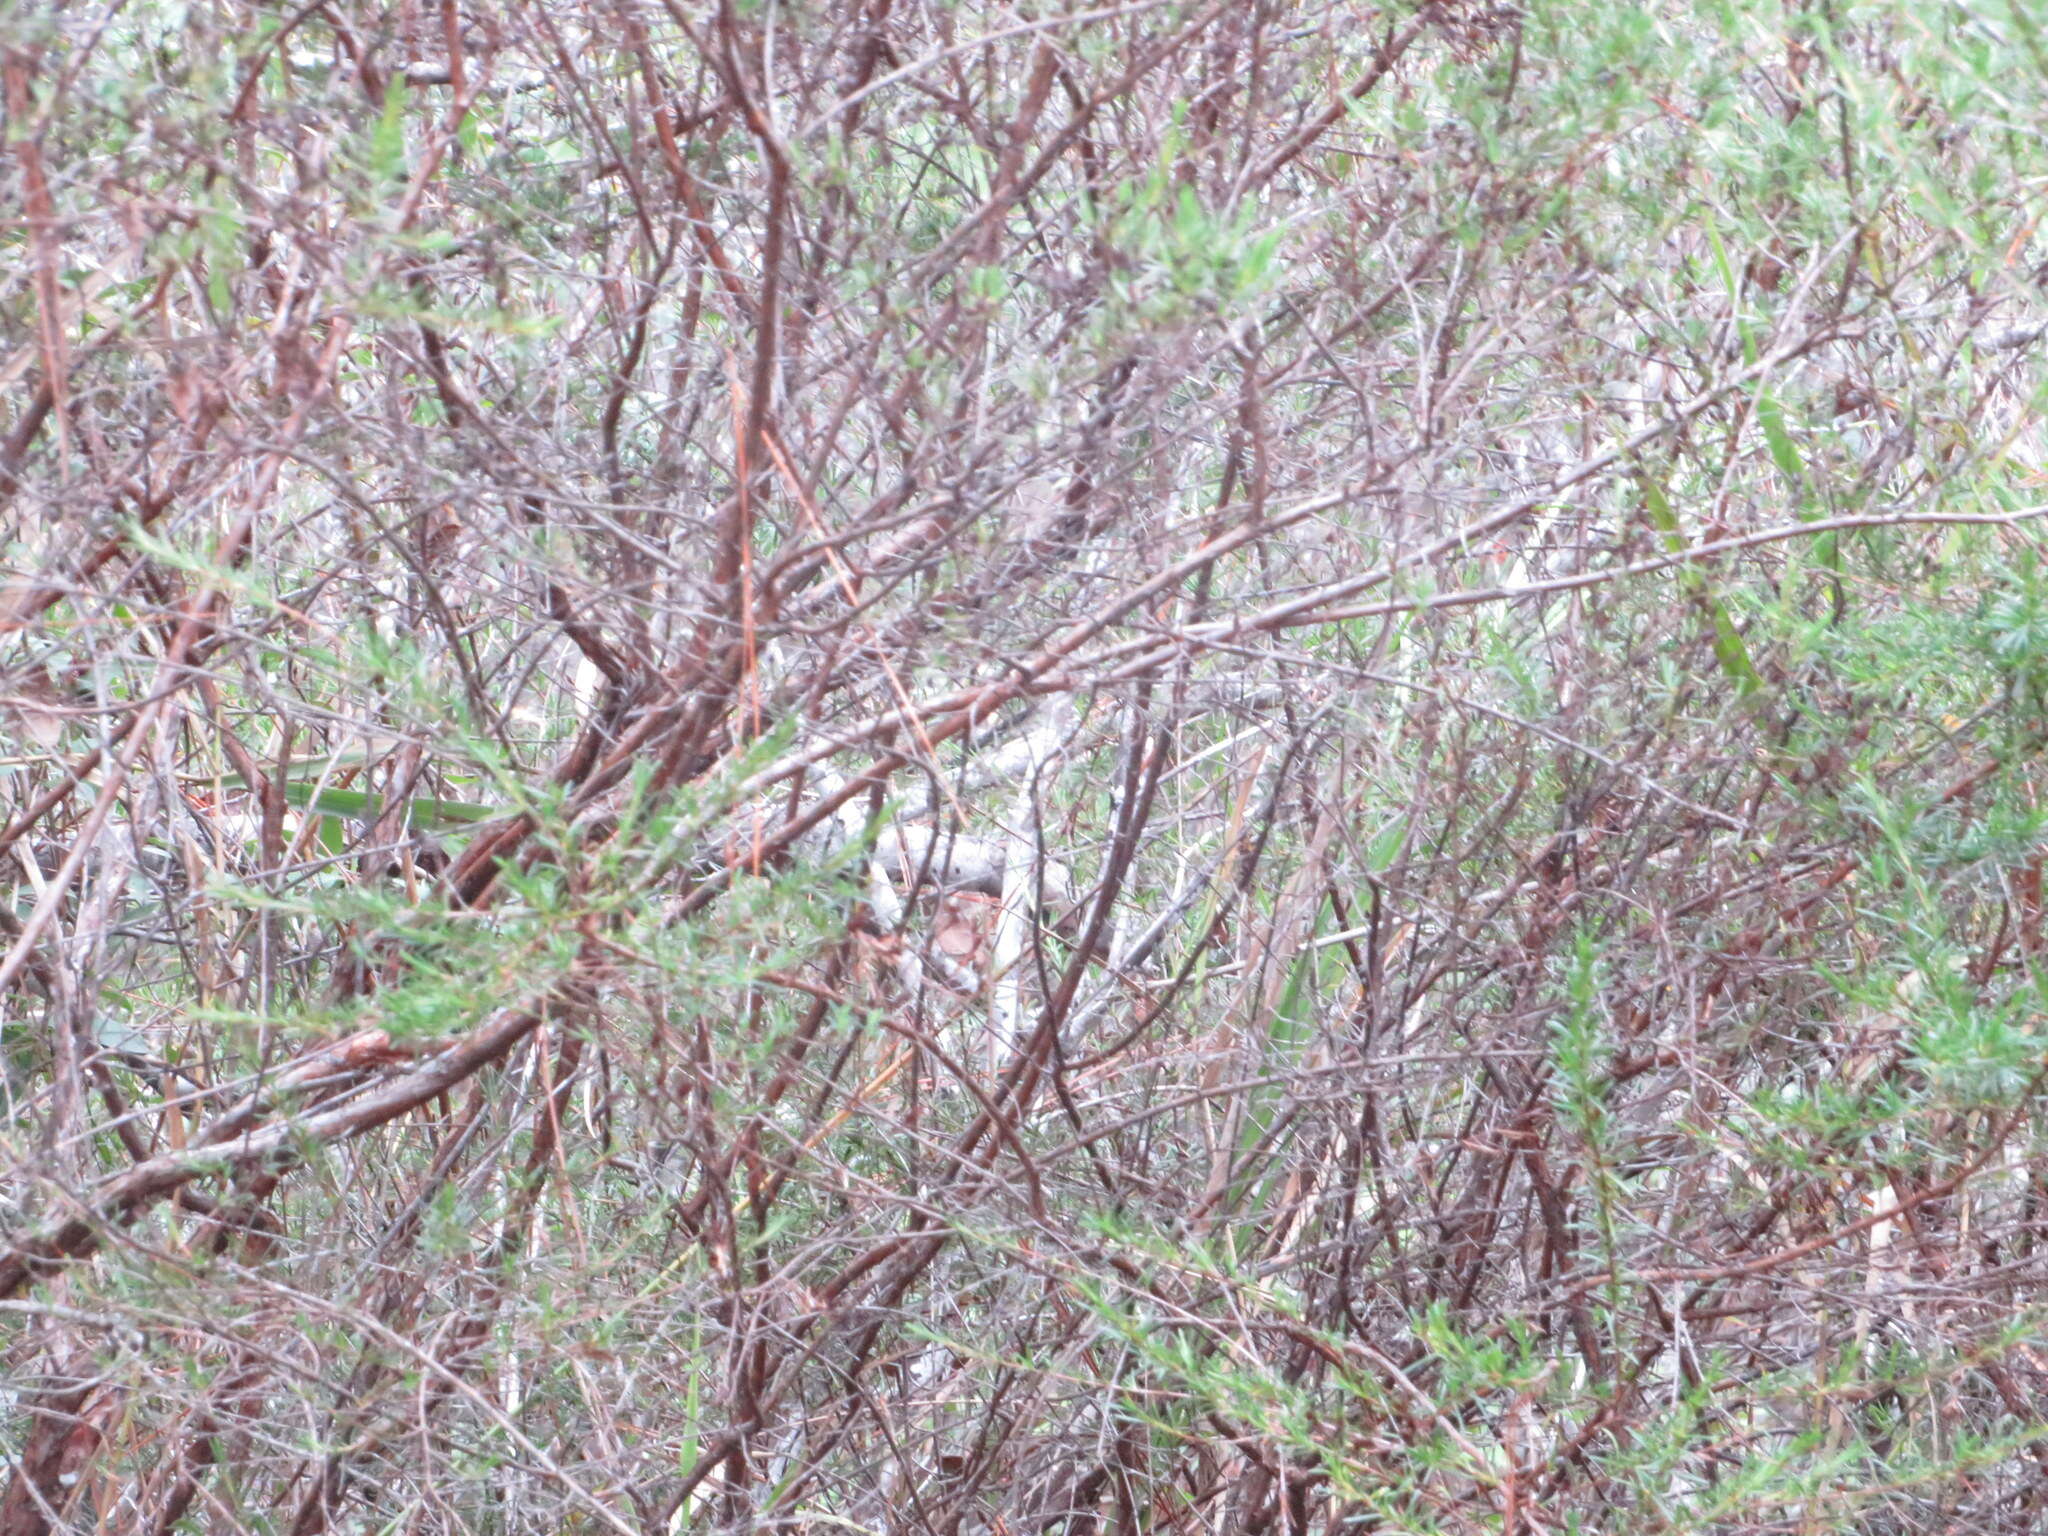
[0, 1001, 544, 1299]
[0, 1358, 114, 1536]
[384, 279, 632, 697]
[699, 322, 1857, 818]
[1235, 5, 1436, 193]
[785, 707, 1169, 1422]
[0, 680, 180, 869]
[1559, 1063, 2048, 1294]
[139, 1073, 471, 1536]
[1187, 634, 1749, 830]
[224, 0, 331, 122]
[0, 272, 219, 599]
[0, 627, 213, 1005]
[434, 120, 1426, 908]
[662, 896, 1305, 1528]
[248, 1275, 642, 1536]
[5, 49, 70, 469]
[1091, 364, 1866, 672]
[0, 378, 54, 504]
[761, 426, 965, 816]
[0, 310, 350, 1000]
[750, 970, 1053, 1225]
[650, 736, 1175, 1521]
[283, 1026, 585, 1536]
[795, 0, 1180, 135]
[905, 0, 1242, 282]
[0, 308, 155, 518]
[1267, 504, 2048, 631]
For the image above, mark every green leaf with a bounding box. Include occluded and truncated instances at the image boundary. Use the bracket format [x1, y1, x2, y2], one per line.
[1366, 818, 1406, 872]
[1640, 473, 1683, 548]
[1238, 228, 1282, 291]
[1756, 391, 1803, 485]
[277, 781, 498, 827]
[370, 77, 407, 185]
[1638, 474, 1764, 699]
[1707, 599, 1765, 698]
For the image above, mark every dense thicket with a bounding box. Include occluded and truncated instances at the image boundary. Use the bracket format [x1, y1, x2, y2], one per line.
[5, 1, 2048, 1531]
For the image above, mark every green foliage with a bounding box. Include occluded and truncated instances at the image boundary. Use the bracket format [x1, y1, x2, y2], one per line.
[10, 0, 2048, 1530]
